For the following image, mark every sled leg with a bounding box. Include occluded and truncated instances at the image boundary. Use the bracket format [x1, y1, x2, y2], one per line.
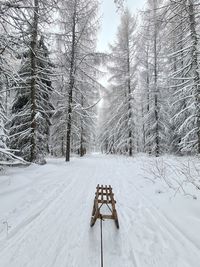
[113, 209, 119, 229]
[90, 199, 99, 227]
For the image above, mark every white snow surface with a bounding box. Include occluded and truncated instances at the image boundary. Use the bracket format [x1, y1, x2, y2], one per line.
[0, 154, 200, 267]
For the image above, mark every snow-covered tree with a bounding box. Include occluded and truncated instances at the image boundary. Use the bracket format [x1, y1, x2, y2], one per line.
[7, 0, 55, 163]
[9, 35, 54, 163]
[99, 9, 137, 156]
[165, 0, 200, 155]
[137, 0, 170, 156]
[51, 0, 101, 161]
[0, 2, 25, 164]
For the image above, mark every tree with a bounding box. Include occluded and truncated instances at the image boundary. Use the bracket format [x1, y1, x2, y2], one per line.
[99, 9, 137, 156]
[0, 1, 25, 164]
[166, 0, 200, 155]
[137, 0, 170, 157]
[10, 30, 53, 163]
[52, 0, 101, 161]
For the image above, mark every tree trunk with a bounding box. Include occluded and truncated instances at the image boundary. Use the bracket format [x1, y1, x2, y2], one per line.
[141, 104, 145, 151]
[30, 0, 39, 162]
[80, 94, 85, 157]
[146, 44, 151, 155]
[127, 26, 132, 157]
[65, 2, 77, 162]
[188, 0, 200, 153]
[153, 0, 159, 157]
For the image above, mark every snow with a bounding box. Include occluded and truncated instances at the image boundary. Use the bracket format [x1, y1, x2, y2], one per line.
[0, 154, 200, 267]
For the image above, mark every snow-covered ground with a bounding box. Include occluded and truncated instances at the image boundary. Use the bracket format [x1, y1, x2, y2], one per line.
[0, 154, 200, 267]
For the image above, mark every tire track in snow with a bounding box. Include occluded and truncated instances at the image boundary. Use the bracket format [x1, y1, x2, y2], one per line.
[127, 181, 200, 267]
[97, 156, 139, 267]
[0, 155, 199, 267]
[111, 158, 199, 267]
[47, 165, 99, 267]
[0, 158, 100, 267]
[0, 162, 82, 259]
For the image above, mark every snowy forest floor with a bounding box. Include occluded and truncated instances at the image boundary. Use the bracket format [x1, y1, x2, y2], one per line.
[0, 154, 200, 267]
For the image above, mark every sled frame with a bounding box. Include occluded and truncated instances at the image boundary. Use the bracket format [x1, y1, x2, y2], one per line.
[90, 184, 119, 228]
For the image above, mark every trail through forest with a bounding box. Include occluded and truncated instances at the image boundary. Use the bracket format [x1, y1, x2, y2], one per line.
[0, 154, 200, 267]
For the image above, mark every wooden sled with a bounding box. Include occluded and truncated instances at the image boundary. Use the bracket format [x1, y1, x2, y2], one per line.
[90, 184, 119, 229]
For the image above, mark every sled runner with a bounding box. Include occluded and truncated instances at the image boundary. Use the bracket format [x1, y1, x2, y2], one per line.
[90, 184, 119, 228]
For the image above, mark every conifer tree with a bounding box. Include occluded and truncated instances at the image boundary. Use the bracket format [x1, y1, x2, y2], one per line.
[99, 9, 137, 156]
[166, 0, 200, 154]
[9, 34, 54, 163]
[51, 0, 101, 161]
[137, 0, 170, 156]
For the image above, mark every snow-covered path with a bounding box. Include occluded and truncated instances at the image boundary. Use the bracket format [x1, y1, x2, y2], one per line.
[0, 154, 200, 267]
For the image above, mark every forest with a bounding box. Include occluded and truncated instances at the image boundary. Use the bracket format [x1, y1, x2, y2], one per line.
[0, 0, 200, 165]
[1, 1, 200, 266]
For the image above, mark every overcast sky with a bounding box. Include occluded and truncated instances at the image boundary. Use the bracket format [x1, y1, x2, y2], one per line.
[97, 0, 145, 52]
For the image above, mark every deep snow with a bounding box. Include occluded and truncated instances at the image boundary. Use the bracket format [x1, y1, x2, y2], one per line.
[0, 154, 200, 267]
